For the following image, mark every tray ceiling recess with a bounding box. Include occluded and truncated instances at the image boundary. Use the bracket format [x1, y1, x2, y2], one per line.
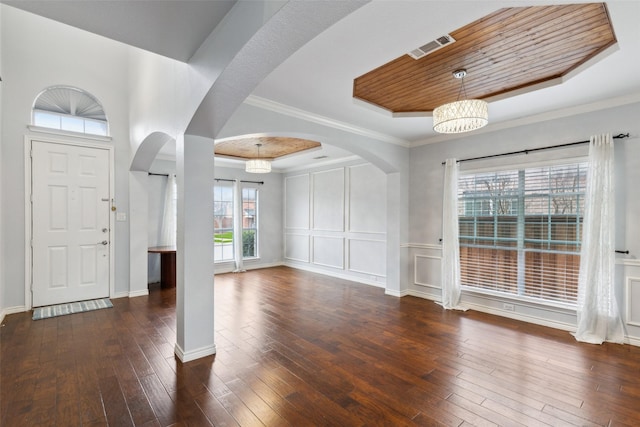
[214, 136, 321, 160]
[353, 3, 617, 115]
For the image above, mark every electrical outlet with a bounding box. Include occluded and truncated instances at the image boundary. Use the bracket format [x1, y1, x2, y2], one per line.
[503, 303, 515, 311]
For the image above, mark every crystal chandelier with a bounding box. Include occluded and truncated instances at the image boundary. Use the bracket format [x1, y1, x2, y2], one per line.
[433, 69, 488, 134]
[245, 143, 271, 173]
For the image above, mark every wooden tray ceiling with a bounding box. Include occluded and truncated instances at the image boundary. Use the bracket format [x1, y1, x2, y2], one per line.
[214, 136, 321, 160]
[353, 3, 616, 114]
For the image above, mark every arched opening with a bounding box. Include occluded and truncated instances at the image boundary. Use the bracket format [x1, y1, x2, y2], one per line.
[32, 86, 109, 136]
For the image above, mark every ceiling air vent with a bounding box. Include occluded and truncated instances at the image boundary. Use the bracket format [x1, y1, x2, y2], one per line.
[408, 34, 456, 60]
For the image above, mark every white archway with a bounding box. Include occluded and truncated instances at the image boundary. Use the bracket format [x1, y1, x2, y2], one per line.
[129, 1, 372, 362]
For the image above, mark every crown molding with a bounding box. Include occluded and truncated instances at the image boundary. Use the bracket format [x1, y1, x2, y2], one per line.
[244, 95, 410, 147]
[412, 92, 640, 147]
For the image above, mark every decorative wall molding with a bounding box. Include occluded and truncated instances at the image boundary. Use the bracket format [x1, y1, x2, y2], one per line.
[414, 254, 441, 289]
[244, 95, 410, 147]
[626, 276, 640, 327]
[348, 238, 386, 277]
[284, 233, 311, 263]
[401, 243, 442, 250]
[312, 236, 345, 269]
[617, 258, 640, 267]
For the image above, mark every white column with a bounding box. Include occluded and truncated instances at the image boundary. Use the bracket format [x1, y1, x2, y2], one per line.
[175, 134, 216, 362]
[128, 171, 150, 297]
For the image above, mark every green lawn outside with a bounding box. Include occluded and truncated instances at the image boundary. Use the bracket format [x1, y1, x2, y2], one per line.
[214, 230, 256, 257]
[214, 231, 233, 243]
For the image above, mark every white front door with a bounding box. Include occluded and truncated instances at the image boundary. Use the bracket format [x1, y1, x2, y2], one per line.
[31, 140, 111, 307]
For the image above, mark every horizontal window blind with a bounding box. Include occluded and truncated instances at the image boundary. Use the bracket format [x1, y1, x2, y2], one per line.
[458, 162, 587, 304]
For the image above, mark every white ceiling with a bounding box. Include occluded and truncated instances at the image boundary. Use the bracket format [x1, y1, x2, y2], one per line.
[8, 0, 640, 170]
[3, 0, 236, 62]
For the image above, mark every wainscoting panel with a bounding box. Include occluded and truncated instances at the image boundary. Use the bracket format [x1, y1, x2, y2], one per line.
[284, 233, 310, 263]
[312, 168, 344, 231]
[348, 164, 386, 233]
[312, 236, 344, 269]
[348, 238, 386, 277]
[285, 174, 310, 229]
[627, 276, 640, 327]
[414, 254, 441, 289]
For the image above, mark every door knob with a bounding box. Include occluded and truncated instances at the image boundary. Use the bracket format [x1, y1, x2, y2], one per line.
[102, 228, 108, 233]
[100, 240, 108, 245]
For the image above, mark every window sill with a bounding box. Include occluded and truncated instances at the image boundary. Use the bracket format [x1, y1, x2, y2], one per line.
[461, 286, 577, 313]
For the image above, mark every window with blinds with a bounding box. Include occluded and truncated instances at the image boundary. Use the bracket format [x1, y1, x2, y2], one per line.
[458, 162, 588, 304]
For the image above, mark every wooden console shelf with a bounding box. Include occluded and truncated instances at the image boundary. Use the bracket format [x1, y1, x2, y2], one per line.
[148, 246, 176, 289]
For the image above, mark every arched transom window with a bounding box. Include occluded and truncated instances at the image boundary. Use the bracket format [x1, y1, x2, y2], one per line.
[32, 86, 109, 136]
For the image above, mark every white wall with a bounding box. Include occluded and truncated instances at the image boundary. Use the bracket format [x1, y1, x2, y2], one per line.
[0, 5, 132, 309]
[284, 160, 387, 287]
[408, 101, 640, 344]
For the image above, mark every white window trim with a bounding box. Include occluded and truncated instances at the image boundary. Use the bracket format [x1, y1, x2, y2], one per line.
[28, 125, 112, 143]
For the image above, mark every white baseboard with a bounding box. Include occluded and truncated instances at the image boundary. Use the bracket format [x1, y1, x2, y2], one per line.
[111, 289, 149, 299]
[111, 291, 130, 299]
[174, 343, 216, 363]
[407, 288, 640, 347]
[4, 306, 27, 315]
[462, 300, 576, 332]
[129, 289, 149, 298]
[284, 262, 385, 289]
[0, 306, 28, 324]
[409, 288, 575, 331]
[626, 335, 640, 347]
[385, 289, 410, 297]
[408, 288, 440, 302]
[215, 261, 284, 275]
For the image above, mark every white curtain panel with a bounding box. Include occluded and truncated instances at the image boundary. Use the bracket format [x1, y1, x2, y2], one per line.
[233, 180, 245, 273]
[574, 134, 625, 344]
[441, 159, 466, 310]
[159, 174, 177, 247]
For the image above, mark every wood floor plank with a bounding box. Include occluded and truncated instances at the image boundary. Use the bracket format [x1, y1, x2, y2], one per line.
[194, 391, 240, 427]
[2, 266, 640, 426]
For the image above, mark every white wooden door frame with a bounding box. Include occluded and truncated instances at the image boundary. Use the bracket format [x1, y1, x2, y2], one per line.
[24, 134, 115, 310]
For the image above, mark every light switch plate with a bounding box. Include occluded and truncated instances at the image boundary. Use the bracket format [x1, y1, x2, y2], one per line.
[116, 212, 127, 221]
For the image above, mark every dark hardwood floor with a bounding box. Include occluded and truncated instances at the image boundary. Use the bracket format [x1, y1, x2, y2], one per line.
[2, 266, 640, 426]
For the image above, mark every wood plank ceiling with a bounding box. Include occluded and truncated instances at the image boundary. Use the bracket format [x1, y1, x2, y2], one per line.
[214, 136, 321, 160]
[353, 3, 617, 114]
